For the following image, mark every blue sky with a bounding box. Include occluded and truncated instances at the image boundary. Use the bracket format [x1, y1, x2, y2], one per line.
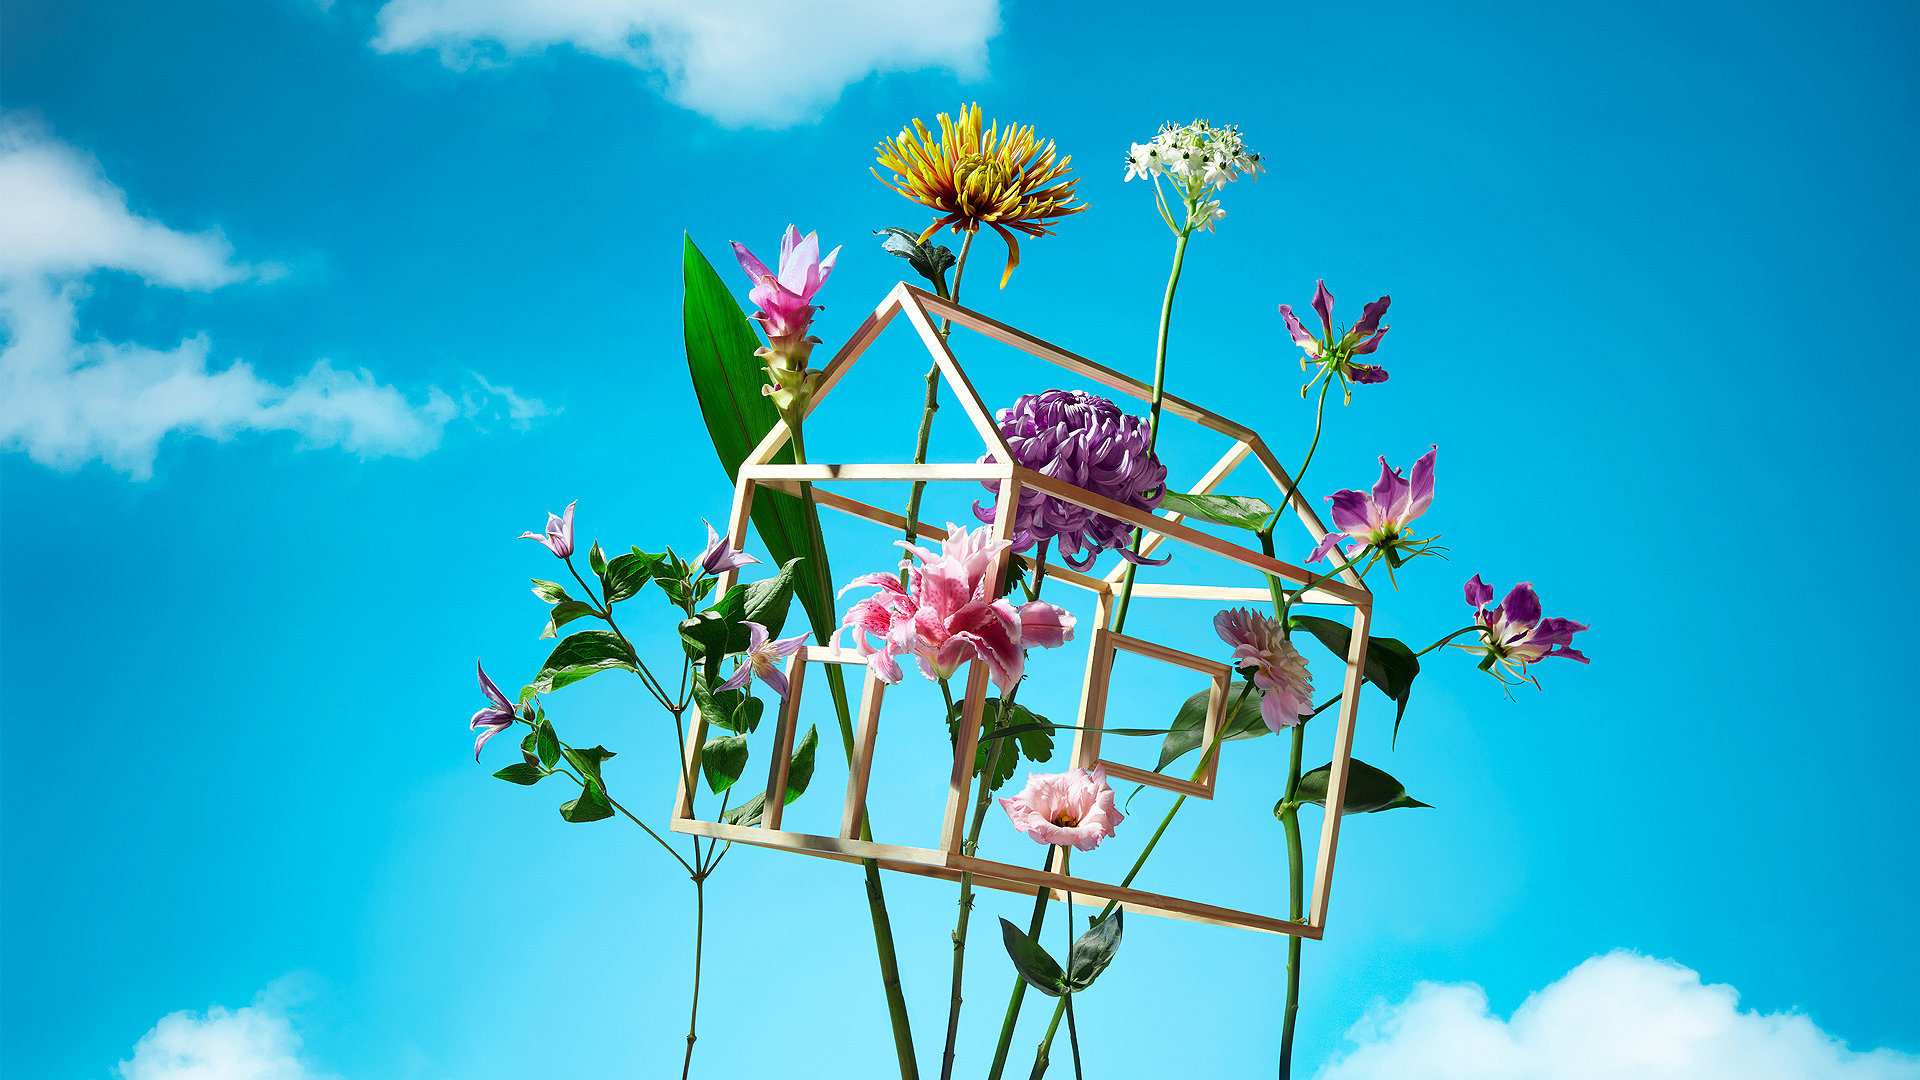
[3, 1, 1917, 1078]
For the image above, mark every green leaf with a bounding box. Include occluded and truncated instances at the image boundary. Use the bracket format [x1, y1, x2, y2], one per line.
[743, 558, 803, 638]
[1065, 909, 1123, 991]
[530, 579, 572, 605]
[540, 600, 597, 640]
[602, 551, 662, 604]
[1289, 616, 1421, 742]
[688, 673, 763, 735]
[1155, 681, 1274, 773]
[1158, 492, 1276, 531]
[946, 699, 1054, 792]
[659, 576, 692, 609]
[492, 762, 547, 785]
[561, 744, 617, 786]
[694, 576, 717, 602]
[999, 918, 1067, 997]
[701, 735, 750, 794]
[682, 235, 838, 652]
[534, 719, 560, 769]
[533, 630, 638, 693]
[587, 541, 607, 576]
[720, 792, 766, 827]
[560, 779, 615, 823]
[1291, 758, 1432, 816]
[874, 227, 956, 296]
[784, 724, 818, 805]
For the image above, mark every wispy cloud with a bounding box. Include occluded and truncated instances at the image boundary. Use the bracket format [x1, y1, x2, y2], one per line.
[0, 115, 546, 480]
[1317, 951, 1920, 1080]
[368, 0, 1000, 128]
[114, 979, 330, 1080]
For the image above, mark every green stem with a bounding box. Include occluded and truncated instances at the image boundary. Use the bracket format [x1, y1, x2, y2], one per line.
[790, 423, 920, 1080]
[986, 848, 1057, 1080]
[902, 230, 975, 569]
[1112, 229, 1192, 634]
[681, 874, 704, 1080]
[1277, 722, 1305, 1079]
[1061, 848, 1083, 1080]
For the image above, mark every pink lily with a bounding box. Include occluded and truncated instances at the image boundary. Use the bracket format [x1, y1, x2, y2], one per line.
[839, 523, 1075, 692]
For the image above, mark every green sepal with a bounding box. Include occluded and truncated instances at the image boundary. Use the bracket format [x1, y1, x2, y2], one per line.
[1155, 681, 1273, 772]
[492, 762, 547, 786]
[559, 779, 615, 823]
[701, 735, 750, 794]
[1288, 615, 1421, 743]
[532, 630, 639, 693]
[1289, 758, 1431, 817]
[1158, 492, 1276, 531]
[999, 918, 1067, 997]
[946, 698, 1053, 792]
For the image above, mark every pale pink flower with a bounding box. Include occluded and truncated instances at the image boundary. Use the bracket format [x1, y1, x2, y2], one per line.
[731, 225, 841, 346]
[519, 501, 576, 559]
[999, 766, 1124, 851]
[697, 519, 760, 576]
[1214, 607, 1315, 731]
[719, 621, 808, 699]
[838, 523, 1075, 691]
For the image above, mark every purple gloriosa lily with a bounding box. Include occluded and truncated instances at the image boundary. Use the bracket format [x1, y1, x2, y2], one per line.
[1462, 575, 1590, 684]
[698, 519, 760, 576]
[719, 621, 808, 700]
[1278, 280, 1393, 400]
[519, 501, 576, 559]
[471, 660, 517, 760]
[1309, 447, 1438, 573]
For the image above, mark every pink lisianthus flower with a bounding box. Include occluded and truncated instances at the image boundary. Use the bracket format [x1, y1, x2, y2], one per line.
[519, 501, 576, 559]
[719, 621, 808, 700]
[1307, 447, 1441, 582]
[838, 523, 1075, 691]
[1213, 608, 1315, 731]
[999, 765, 1123, 851]
[1460, 575, 1589, 687]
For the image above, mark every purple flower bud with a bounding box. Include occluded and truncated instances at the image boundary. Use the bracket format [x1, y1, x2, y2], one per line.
[975, 390, 1170, 571]
[471, 660, 517, 760]
[519, 502, 576, 559]
[698, 519, 761, 576]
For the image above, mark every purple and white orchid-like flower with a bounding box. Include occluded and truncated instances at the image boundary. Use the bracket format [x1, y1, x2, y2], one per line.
[1461, 575, 1589, 685]
[519, 501, 576, 559]
[1279, 280, 1392, 401]
[719, 621, 808, 700]
[697, 519, 760, 576]
[471, 661, 517, 760]
[1308, 447, 1440, 580]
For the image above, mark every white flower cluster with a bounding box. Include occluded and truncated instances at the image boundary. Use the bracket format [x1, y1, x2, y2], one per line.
[1123, 120, 1261, 232]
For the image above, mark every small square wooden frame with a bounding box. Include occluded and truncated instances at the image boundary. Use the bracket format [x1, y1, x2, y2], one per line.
[1073, 628, 1231, 800]
[668, 284, 1376, 939]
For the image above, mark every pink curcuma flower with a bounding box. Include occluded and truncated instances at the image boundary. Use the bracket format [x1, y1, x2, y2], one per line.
[1461, 575, 1589, 686]
[719, 621, 808, 700]
[697, 519, 760, 576]
[731, 225, 841, 352]
[519, 501, 576, 559]
[471, 661, 517, 760]
[1308, 447, 1439, 572]
[1213, 608, 1315, 731]
[999, 766, 1124, 851]
[838, 523, 1075, 691]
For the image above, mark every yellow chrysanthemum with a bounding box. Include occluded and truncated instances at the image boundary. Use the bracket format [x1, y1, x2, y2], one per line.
[874, 103, 1087, 288]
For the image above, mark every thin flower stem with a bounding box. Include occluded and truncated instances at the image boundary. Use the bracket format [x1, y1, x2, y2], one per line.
[1061, 848, 1083, 1080]
[1111, 229, 1192, 634]
[1276, 721, 1306, 1079]
[1418, 625, 1488, 657]
[901, 229, 975, 568]
[563, 556, 674, 710]
[681, 875, 705, 1080]
[986, 848, 1058, 1080]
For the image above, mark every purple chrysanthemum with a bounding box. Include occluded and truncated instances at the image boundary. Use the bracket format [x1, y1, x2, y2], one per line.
[974, 389, 1170, 571]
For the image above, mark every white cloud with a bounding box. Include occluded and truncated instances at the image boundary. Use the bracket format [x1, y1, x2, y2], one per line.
[0, 116, 545, 480]
[115, 983, 329, 1080]
[1317, 951, 1920, 1080]
[368, 0, 1001, 127]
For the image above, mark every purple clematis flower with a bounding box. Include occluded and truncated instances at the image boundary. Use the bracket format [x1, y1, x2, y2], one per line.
[1279, 280, 1392, 400]
[698, 519, 760, 576]
[1309, 447, 1438, 571]
[719, 621, 809, 700]
[519, 501, 576, 559]
[1462, 575, 1590, 684]
[471, 660, 517, 760]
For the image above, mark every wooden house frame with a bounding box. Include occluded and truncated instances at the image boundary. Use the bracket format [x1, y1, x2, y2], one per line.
[669, 284, 1373, 939]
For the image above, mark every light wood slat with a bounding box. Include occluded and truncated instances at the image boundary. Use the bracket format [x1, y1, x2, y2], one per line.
[842, 665, 887, 840]
[761, 656, 804, 831]
[1244, 435, 1369, 594]
[946, 854, 1321, 940]
[1107, 440, 1256, 582]
[896, 291, 1019, 463]
[1306, 603, 1371, 932]
[743, 285, 908, 468]
[743, 462, 1013, 482]
[939, 660, 994, 854]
